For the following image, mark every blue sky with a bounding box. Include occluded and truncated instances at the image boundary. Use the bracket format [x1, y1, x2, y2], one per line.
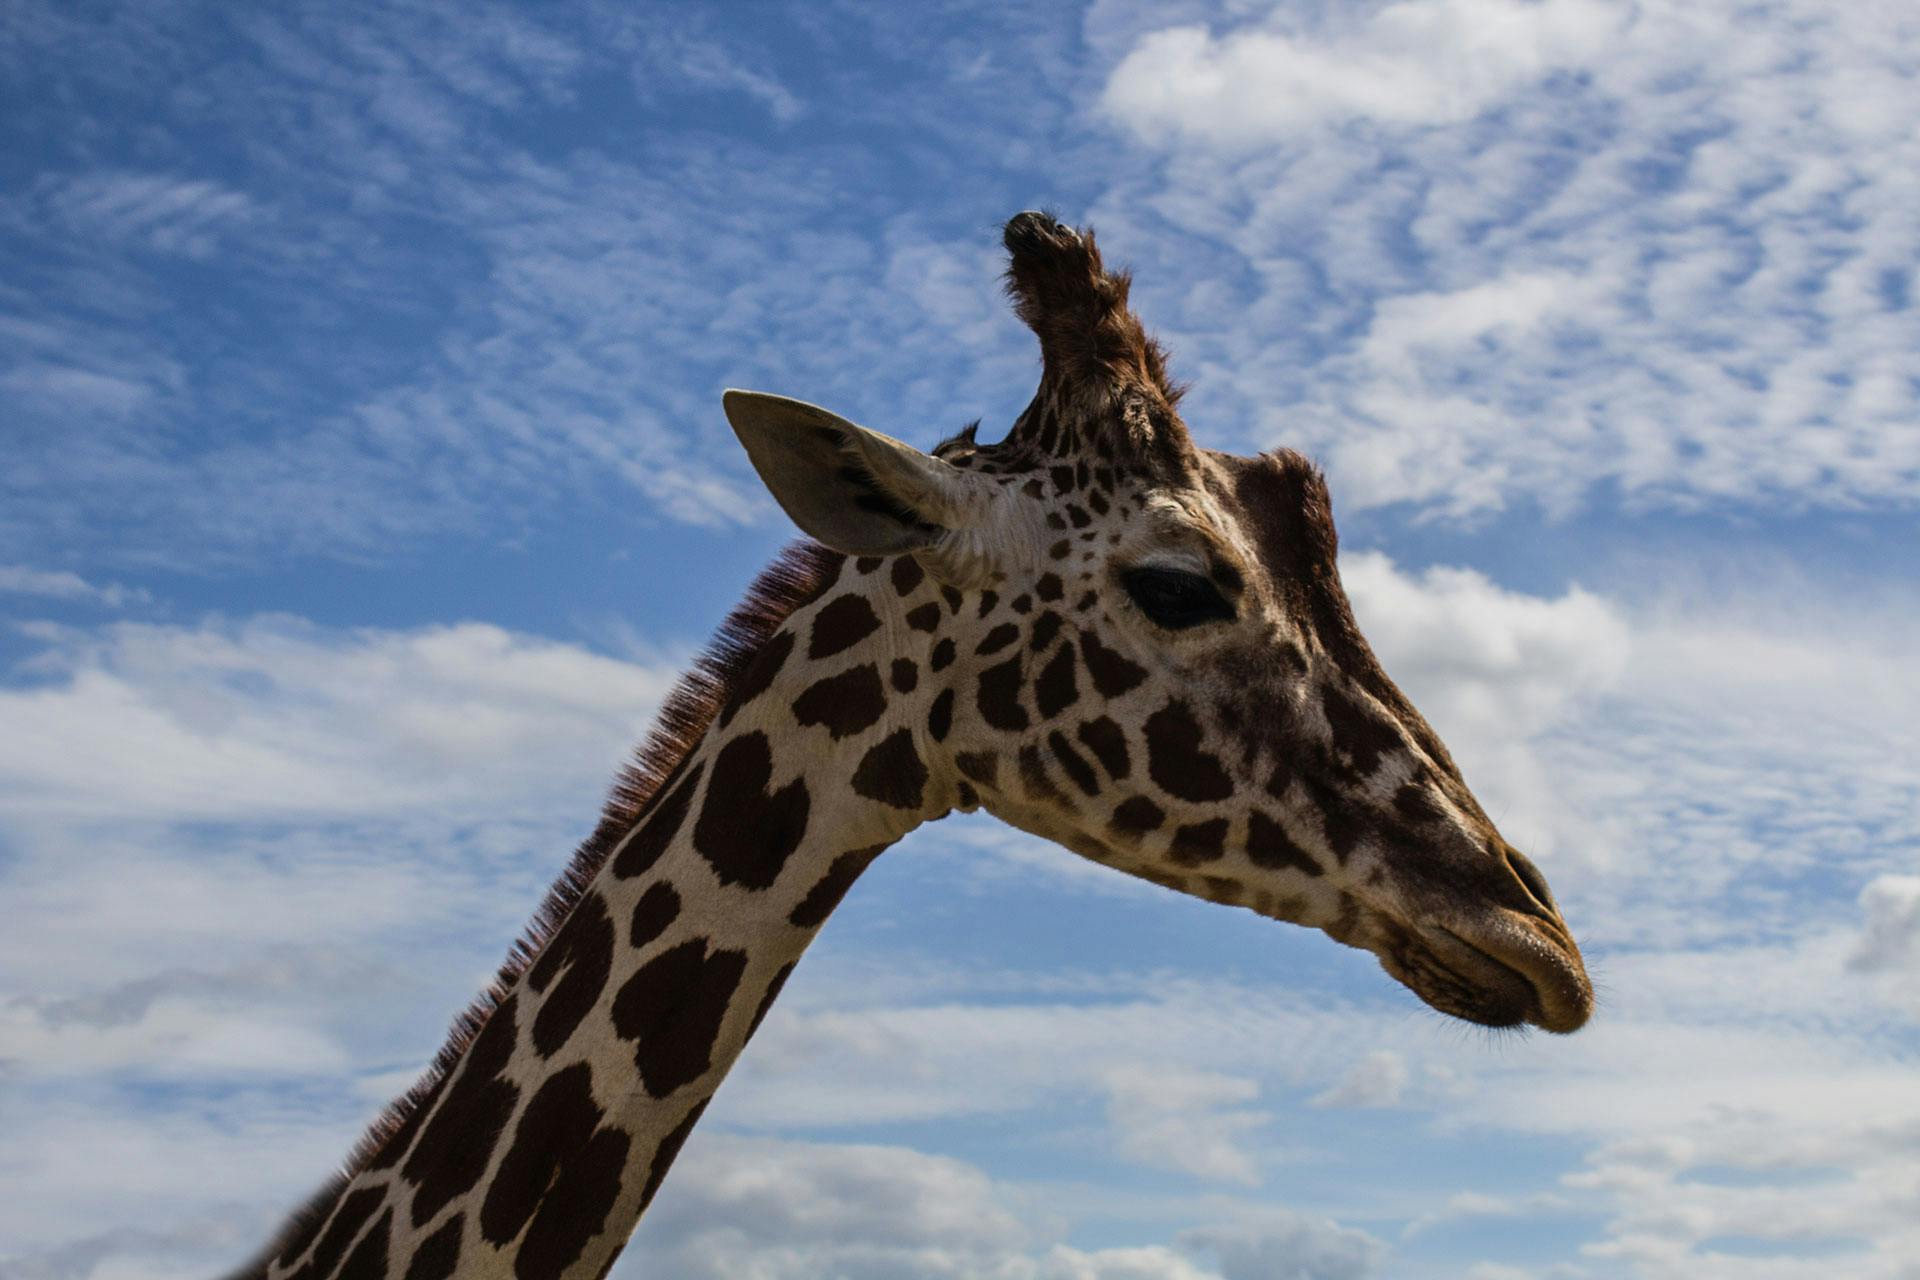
[2, 2, 1917, 1278]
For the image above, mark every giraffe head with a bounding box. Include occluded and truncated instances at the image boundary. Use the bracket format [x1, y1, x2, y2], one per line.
[726, 212, 1592, 1034]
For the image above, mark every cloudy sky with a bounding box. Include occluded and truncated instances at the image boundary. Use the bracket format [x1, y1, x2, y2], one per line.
[2, 2, 1916, 1277]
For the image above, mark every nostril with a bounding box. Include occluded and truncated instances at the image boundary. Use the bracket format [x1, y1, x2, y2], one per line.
[1503, 846, 1559, 918]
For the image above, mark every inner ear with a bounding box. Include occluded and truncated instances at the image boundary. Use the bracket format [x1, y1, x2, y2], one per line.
[724, 390, 969, 557]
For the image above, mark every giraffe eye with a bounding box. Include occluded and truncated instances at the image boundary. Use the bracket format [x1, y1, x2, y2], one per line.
[1120, 567, 1235, 630]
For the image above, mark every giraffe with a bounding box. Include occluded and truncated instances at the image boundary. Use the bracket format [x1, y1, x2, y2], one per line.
[236, 212, 1592, 1280]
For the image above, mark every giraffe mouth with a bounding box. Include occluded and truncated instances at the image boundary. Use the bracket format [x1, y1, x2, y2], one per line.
[1378, 914, 1593, 1034]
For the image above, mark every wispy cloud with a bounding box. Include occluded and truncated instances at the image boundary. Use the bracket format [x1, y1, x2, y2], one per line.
[29, 172, 258, 259]
[1310, 1050, 1409, 1109]
[0, 566, 148, 608]
[631, 28, 807, 123]
[1095, 0, 1920, 519]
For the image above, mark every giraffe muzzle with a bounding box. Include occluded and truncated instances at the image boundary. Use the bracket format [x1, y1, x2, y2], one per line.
[1376, 909, 1593, 1034]
[1441, 912, 1591, 1034]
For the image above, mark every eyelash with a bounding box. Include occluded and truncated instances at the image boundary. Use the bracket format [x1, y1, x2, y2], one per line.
[1119, 567, 1236, 630]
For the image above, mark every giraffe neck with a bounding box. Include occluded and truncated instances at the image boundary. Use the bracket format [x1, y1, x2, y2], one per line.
[254, 551, 958, 1280]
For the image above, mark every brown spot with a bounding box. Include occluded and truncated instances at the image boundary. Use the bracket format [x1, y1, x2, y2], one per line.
[977, 656, 1029, 730]
[1314, 776, 1365, 862]
[1050, 464, 1076, 492]
[1087, 489, 1109, 516]
[1049, 731, 1100, 797]
[793, 664, 886, 738]
[612, 762, 704, 879]
[693, 732, 810, 890]
[1247, 811, 1323, 877]
[928, 688, 954, 741]
[1011, 593, 1032, 614]
[941, 586, 963, 612]
[1394, 781, 1445, 823]
[642, 1102, 708, 1211]
[748, 963, 795, 1039]
[977, 590, 1000, 618]
[956, 751, 999, 786]
[1266, 759, 1293, 800]
[273, 1193, 331, 1268]
[976, 623, 1020, 655]
[1080, 629, 1146, 697]
[1323, 684, 1404, 776]
[1110, 797, 1165, 834]
[1034, 641, 1080, 718]
[514, 1125, 629, 1280]
[1019, 744, 1067, 804]
[1144, 702, 1234, 803]
[630, 881, 681, 950]
[1076, 717, 1129, 779]
[1170, 818, 1229, 865]
[931, 638, 957, 671]
[719, 631, 794, 728]
[809, 594, 881, 659]
[1049, 539, 1071, 560]
[1037, 572, 1064, 602]
[1200, 875, 1242, 904]
[851, 729, 928, 810]
[1074, 590, 1098, 611]
[790, 844, 886, 928]
[1027, 616, 1064, 657]
[891, 658, 918, 693]
[298, 1187, 384, 1280]
[530, 893, 615, 1059]
[611, 939, 749, 1096]
[1067, 504, 1091, 528]
[906, 602, 942, 632]
[855, 556, 882, 573]
[405, 996, 523, 1226]
[404, 1215, 463, 1280]
[335, 1208, 391, 1280]
[891, 555, 925, 596]
[477, 1064, 597, 1246]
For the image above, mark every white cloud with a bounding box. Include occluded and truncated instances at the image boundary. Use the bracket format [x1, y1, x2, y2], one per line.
[632, 1135, 1379, 1280]
[1038, 1246, 1222, 1280]
[0, 616, 676, 821]
[1848, 874, 1920, 973]
[1180, 1210, 1388, 1280]
[1102, 1, 1624, 143]
[634, 1136, 1032, 1280]
[1310, 1050, 1408, 1109]
[0, 566, 148, 608]
[1103, 1065, 1270, 1184]
[1097, 0, 1920, 519]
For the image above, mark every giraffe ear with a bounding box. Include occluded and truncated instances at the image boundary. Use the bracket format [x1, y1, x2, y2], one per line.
[724, 390, 978, 556]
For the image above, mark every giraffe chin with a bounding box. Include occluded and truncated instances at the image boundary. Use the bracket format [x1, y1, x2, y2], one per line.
[1376, 915, 1593, 1035]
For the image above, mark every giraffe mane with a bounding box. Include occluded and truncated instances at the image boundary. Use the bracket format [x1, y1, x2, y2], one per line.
[237, 539, 844, 1278]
